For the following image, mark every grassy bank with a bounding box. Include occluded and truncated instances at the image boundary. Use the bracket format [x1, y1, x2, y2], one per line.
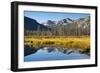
[24, 37, 90, 50]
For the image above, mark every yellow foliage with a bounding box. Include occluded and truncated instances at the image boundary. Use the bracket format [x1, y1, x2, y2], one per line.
[24, 37, 90, 50]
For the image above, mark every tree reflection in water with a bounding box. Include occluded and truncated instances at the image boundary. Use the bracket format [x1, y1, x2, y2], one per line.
[24, 45, 90, 56]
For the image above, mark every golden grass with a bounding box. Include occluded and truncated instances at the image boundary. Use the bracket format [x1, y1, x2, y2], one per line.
[24, 37, 90, 50]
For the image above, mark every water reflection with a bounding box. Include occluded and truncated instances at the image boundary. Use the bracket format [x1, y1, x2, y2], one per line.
[24, 46, 90, 62]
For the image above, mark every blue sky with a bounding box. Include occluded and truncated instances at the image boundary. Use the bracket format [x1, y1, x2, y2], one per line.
[24, 11, 90, 23]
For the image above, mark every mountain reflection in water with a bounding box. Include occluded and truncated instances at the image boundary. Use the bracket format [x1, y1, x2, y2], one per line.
[24, 46, 90, 62]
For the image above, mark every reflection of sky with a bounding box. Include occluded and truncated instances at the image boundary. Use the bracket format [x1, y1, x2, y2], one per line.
[24, 11, 90, 23]
[24, 49, 90, 62]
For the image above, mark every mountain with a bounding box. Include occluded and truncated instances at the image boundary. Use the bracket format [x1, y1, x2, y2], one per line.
[75, 16, 90, 29]
[57, 16, 90, 29]
[24, 16, 51, 31]
[42, 20, 56, 26]
[57, 18, 74, 25]
[61, 16, 90, 30]
[41, 18, 74, 26]
[46, 20, 56, 25]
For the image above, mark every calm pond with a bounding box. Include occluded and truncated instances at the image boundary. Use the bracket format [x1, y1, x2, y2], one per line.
[24, 47, 90, 62]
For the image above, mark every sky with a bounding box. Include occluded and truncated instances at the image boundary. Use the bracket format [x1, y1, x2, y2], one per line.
[24, 11, 90, 23]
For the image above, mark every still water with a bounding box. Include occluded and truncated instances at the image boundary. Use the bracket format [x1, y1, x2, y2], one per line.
[24, 47, 90, 62]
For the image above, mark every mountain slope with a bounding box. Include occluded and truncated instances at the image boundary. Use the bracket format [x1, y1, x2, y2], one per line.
[24, 16, 51, 31]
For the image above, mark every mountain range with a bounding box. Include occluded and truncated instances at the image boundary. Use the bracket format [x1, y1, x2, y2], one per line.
[42, 17, 90, 27]
[42, 18, 74, 26]
[24, 16, 90, 35]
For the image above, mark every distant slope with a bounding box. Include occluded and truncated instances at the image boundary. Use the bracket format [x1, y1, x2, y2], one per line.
[24, 16, 51, 31]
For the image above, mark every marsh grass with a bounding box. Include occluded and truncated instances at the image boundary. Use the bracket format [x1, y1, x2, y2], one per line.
[24, 37, 90, 51]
